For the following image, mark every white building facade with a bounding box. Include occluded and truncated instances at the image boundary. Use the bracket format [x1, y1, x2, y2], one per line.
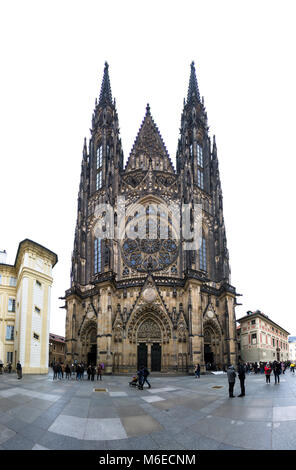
[0, 240, 57, 373]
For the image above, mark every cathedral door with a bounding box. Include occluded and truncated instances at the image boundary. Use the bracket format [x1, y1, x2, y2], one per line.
[137, 343, 147, 369]
[88, 344, 97, 366]
[151, 343, 161, 371]
[204, 344, 214, 369]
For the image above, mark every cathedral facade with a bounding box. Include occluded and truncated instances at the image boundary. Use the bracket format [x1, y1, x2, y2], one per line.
[64, 62, 238, 374]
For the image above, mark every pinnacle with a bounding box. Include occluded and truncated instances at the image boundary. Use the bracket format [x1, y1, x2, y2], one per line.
[187, 61, 200, 104]
[98, 61, 113, 106]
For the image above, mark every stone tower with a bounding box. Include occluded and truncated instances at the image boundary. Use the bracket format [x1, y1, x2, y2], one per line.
[64, 62, 238, 373]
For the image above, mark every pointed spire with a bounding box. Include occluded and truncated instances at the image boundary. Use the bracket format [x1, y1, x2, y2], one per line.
[125, 105, 175, 173]
[98, 61, 113, 106]
[187, 61, 200, 104]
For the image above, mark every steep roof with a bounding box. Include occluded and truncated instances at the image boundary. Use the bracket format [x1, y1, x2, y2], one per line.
[125, 104, 175, 173]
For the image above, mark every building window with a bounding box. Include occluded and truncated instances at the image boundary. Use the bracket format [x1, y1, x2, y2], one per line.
[33, 333, 40, 341]
[36, 280, 42, 288]
[189, 144, 193, 157]
[197, 169, 204, 190]
[9, 277, 17, 287]
[8, 298, 16, 313]
[197, 143, 203, 168]
[6, 325, 14, 340]
[251, 333, 257, 344]
[96, 145, 103, 190]
[94, 238, 102, 274]
[7, 352, 13, 363]
[35, 306, 41, 315]
[251, 320, 256, 325]
[96, 170, 102, 190]
[272, 338, 275, 347]
[96, 145, 103, 169]
[199, 237, 207, 271]
[0, 274, 2, 285]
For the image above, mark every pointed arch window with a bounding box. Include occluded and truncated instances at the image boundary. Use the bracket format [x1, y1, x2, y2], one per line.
[96, 145, 103, 190]
[199, 237, 207, 271]
[197, 169, 204, 190]
[197, 143, 204, 190]
[197, 143, 203, 168]
[94, 238, 102, 273]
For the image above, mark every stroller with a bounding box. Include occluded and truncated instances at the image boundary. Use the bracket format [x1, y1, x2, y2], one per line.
[129, 375, 139, 388]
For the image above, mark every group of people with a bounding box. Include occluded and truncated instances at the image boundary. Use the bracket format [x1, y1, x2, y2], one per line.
[244, 361, 291, 375]
[0, 360, 22, 379]
[51, 362, 104, 381]
[227, 360, 292, 398]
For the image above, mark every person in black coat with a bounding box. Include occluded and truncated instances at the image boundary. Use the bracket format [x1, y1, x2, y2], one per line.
[273, 361, 281, 384]
[237, 362, 246, 397]
[141, 366, 151, 388]
[16, 361, 22, 380]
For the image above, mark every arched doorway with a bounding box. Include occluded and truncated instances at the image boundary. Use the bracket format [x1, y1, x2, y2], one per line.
[203, 321, 222, 370]
[137, 319, 162, 371]
[81, 322, 97, 366]
[87, 329, 97, 365]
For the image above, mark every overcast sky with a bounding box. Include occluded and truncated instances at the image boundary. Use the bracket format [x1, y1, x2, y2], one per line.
[1, 0, 296, 337]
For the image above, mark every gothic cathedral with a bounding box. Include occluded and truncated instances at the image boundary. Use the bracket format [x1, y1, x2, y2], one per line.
[64, 62, 238, 374]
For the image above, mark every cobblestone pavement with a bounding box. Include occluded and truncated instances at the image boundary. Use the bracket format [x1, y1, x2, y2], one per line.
[0, 370, 296, 450]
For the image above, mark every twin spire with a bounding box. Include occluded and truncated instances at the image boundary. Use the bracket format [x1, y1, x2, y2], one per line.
[96, 61, 201, 170]
[97, 60, 201, 110]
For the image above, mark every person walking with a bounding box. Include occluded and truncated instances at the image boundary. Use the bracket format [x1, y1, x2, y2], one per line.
[291, 363, 295, 374]
[194, 364, 201, 379]
[65, 364, 71, 380]
[87, 365, 92, 380]
[227, 365, 236, 398]
[237, 362, 246, 397]
[137, 367, 144, 390]
[8, 362, 12, 374]
[57, 363, 62, 380]
[76, 364, 81, 380]
[53, 363, 58, 380]
[141, 366, 151, 388]
[96, 364, 102, 381]
[264, 362, 272, 383]
[273, 361, 281, 384]
[0, 360, 3, 375]
[91, 365, 96, 381]
[16, 361, 22, 380]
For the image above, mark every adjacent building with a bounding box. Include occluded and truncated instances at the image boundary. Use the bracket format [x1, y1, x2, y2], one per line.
[237, 310, 290, 363]
[0, 240, 57, 373]
[288, 336, 296, 362]
[49, 333, 65, 365]
[64, 62, 238, 374]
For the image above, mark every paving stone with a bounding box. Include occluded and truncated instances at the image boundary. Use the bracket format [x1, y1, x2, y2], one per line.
[84, 417, 127, 440]
[2, 434, 36, 450]
[18, 424, 47, 442]
[121, 415, 163, 437]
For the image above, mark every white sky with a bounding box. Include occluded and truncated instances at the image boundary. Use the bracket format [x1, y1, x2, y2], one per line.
[1, 0, 296, 337]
